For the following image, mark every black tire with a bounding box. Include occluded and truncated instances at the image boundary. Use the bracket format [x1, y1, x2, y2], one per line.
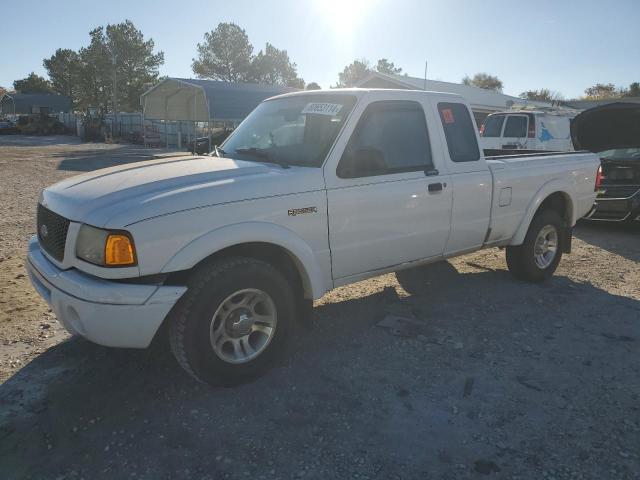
[168, 257, 295, 385]
[506, 210, 565, 283]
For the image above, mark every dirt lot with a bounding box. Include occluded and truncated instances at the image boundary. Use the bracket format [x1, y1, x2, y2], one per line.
[0, 136, 638, 479]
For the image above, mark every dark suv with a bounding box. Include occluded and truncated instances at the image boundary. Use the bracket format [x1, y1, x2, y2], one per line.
[572, 103, 640, 222]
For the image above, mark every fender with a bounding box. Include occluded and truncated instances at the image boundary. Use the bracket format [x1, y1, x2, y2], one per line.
[509, 179, 576, 246]
[160, 221, 330, 299]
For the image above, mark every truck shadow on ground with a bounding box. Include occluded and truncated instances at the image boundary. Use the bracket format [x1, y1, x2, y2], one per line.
[1, 263, 639, 479]
[574, 220, 640, 262]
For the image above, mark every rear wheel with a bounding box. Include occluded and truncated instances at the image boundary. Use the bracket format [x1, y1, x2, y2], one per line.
[168, 257, 295, 385]
[506, 210, 564, 282]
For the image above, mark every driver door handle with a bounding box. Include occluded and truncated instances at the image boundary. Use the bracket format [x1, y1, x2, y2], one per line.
[428, 182, 444, 192]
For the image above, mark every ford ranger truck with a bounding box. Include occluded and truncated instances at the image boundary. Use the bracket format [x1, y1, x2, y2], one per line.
[27, 89, 600, 384]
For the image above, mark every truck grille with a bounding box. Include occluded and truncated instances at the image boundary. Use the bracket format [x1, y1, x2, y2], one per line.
[37, 204, 70, 261]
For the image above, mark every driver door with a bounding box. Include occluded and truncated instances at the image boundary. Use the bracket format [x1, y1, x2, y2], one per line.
[326, 100, 452, 280]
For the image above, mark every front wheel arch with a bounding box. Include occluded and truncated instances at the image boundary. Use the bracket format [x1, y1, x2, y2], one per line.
[160, 222, 328, 299]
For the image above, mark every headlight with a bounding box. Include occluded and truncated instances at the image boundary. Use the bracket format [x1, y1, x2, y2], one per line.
[76, 224, 137, 267]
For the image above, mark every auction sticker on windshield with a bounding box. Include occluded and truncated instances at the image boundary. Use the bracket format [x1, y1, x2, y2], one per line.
[302, 103, 343, 116]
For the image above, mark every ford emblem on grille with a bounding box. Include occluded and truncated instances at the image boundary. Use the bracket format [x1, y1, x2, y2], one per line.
[40, 224, 49, 238]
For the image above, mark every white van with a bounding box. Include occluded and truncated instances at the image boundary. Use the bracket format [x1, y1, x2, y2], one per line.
[480, 110, 576, 152]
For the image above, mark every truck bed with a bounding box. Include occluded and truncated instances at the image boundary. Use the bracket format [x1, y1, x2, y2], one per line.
[484, 150, 599, 245]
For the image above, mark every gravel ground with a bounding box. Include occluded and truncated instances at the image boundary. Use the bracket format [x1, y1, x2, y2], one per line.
[0, 136, 638, 479]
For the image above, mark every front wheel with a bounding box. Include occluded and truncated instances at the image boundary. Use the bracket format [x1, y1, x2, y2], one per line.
[168, 257, 295, 385]
[506, 210, 565, 282]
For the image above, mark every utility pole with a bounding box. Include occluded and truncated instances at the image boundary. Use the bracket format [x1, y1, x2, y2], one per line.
[111, 49, 118, 137]
[423, 60, 428, 90]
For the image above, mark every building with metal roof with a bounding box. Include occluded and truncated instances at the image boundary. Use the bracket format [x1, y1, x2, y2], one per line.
[562, 97, 640, 110]
[0, 93, 72, 115]
[355, 72, 552, 125]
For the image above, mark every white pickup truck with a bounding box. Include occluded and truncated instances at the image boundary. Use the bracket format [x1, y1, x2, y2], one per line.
[27, 89, 600, 384]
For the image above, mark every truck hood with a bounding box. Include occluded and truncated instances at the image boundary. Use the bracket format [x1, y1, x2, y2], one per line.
[571, 102, 640, 152]
[40, 155, 325, 227]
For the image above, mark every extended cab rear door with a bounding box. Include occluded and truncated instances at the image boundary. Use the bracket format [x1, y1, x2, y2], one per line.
[324, 92, 453, 281]
[430, 98, 493, 255]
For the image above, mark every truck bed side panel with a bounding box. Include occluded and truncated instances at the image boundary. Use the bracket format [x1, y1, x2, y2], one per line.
[486, 153, 599, 244]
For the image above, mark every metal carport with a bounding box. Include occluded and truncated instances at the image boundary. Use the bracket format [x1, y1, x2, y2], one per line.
[140, 78, 298, 148]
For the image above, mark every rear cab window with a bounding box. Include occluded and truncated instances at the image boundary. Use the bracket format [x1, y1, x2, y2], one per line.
[437, 102, 480, 162]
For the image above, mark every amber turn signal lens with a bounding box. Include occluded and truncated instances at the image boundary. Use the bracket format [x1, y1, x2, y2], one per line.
[104, 234, 136, 266]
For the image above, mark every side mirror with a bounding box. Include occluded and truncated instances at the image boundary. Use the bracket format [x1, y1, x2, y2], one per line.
[338, 147, 387, 178]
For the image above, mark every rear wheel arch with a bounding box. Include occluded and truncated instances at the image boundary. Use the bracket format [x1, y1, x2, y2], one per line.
[537, 191, 573, 226]
[510, 185, 576, 246]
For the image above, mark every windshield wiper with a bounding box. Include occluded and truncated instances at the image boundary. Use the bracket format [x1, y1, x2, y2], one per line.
[212, 145, 226, 157]
[234, 147, 290, 169]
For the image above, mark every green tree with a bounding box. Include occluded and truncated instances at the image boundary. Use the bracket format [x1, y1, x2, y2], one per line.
[519, 88, 563, 102]
[105, 20, 164, 111]
[624, 82, 640, 97]
[71, 20, 163, 112]
[462, 73, 503, 92]
[13, 72, 54, 94]
[376, 58, 402, 75]
[305, 82, 321, 90]
[192, 23, 253, 82]
[583, 83, 619, 99]
[250, 43, 304, 88]
[335, 59, 371, 87]
[43, 48, 81, 101]
[75, 27, 110, 111]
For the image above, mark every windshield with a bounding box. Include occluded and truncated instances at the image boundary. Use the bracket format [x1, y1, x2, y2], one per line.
[599, 148, 640, 161]
[221, 94, 357, 167]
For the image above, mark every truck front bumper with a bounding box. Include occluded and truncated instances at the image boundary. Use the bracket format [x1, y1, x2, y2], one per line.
[26, 236, 187, 348]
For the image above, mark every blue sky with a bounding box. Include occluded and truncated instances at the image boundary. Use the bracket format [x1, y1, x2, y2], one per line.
[1, 0, 638, 99]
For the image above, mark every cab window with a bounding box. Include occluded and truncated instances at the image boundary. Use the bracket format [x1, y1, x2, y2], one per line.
[338, 101, 433, 178]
